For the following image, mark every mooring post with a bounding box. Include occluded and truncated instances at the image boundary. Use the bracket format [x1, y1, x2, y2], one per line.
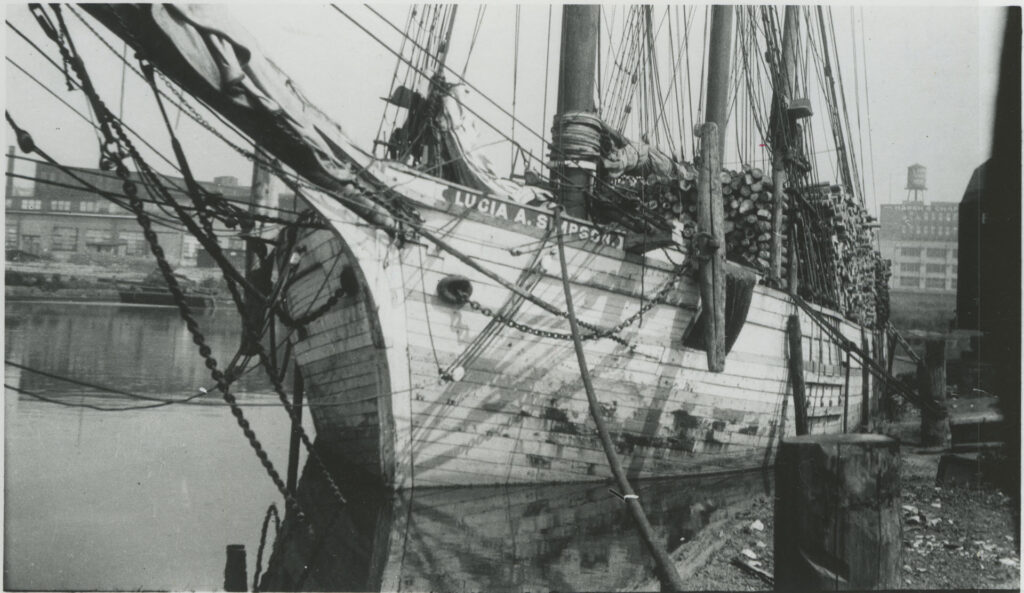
[224, 544, 248, 592]
[286, 365, 305, 495]
[918, 338, 950, 447]
[775, 434, 902, 591]
[786, 314, 808, 435]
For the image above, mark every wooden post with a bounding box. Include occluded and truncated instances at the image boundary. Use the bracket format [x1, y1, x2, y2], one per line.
[842, 349, 851, 433]
[918, 338, 950, 447]
[882, 329, 897, 420]
[787, 315, 808, 435]
[224, 544, 247, 592]
[285, 365, 305, 495]
[860, 330, 871, 431]
[697, 122, 726, 372]
[775, 434, 902, 591]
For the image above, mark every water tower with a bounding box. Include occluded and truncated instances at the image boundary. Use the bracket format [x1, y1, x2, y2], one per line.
[906, 163, 927, 202]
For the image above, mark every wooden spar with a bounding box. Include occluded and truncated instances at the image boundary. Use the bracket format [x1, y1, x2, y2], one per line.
[775, 434, 902, 590]
[697, 123, 726, 372]
[552, 207, 686, 592]
[787, 315, 808, 435]
[241, 146, 275, 354]
[553, 5, 599, 219]
[704, 6, 734, 151]
[770, 7, 801, 286]
[286, 365, 305, 495]
[245, 146, 274, 272]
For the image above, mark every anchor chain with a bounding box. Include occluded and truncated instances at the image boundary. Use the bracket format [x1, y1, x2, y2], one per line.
[39, 4, 307, 523]
[458, 259, 694, 351]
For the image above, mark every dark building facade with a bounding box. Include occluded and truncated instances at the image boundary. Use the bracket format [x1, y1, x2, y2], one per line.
[5, 151, 273, 268]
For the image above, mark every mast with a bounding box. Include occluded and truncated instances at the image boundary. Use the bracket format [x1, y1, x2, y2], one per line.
[703, 6, 734, 152]
[769, 7, 801, 286]
[552, 5, 599, 219]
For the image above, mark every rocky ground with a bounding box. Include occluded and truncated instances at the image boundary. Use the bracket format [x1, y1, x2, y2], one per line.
[632, 396, 1019, 591]
[672, 451, 1019, 591]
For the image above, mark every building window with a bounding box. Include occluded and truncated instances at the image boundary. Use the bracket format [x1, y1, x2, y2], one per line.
[925, 278, 945, 289]
[51, 226, 78, 251]
[5, 199, 11, 210]
[899, 277, 919, 288]
[6, 224, 18, 249]
[900, 263, 920, 273]
[50, 200, 72, 211]
[953, 249, 958, 258]
[926, 263, 945, 274]
[98, 201, 112, 214]
[20, 199, 41, 210]
[84, 229, 114, 244]
[120, 230, 147, 256]
[952, 265, 958, 275]
[951, 278, 957, 289]
[900, 247, 921, 257]
[926, 248, 946, 258]
[79, 200, 99, 213]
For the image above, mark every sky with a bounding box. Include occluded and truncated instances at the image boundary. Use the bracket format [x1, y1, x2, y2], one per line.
[3, 3, 1008, 216]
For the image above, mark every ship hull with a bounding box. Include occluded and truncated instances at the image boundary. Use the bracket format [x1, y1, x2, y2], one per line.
[283, 164, 873, 490]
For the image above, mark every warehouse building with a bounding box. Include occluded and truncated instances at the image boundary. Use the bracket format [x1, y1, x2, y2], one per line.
[4, 149, 281, 268]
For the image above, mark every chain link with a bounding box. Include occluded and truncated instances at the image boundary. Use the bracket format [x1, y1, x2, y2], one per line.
[45, 5, 308, 524]
[460, 260, 693, 351]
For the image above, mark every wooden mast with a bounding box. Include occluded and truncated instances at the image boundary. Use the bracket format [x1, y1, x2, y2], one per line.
[697, 6, 733, 372]
[552, 5, 599, 219]
[703, 7, 734, 151]
[770, 7, 801, 286]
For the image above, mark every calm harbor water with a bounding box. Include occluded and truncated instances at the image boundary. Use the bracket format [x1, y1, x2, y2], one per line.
[5, 301, 770, 592]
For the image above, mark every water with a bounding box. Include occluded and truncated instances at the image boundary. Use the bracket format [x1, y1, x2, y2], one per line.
[5, 302, 772, 592]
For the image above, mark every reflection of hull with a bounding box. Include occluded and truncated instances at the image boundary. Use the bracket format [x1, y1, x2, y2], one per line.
[259, 454, 768, 592]
[284, 165, 874, 489]
[118, 286, 215, 309]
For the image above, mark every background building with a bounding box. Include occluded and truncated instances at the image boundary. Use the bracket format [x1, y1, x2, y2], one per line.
[5, 149, 295, 268]
[878, 200, 959, 330]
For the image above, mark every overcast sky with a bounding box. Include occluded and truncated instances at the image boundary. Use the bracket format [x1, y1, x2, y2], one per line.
[4, 4, 1007, 215]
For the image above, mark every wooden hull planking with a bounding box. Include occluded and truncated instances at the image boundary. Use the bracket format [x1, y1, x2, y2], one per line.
[284, 165, 870, 489]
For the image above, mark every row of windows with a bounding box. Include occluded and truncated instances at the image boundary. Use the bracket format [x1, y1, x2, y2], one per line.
[901, 225, 956, 237]
[898, 277, 956, 289]
[899, 247, 958, 259]
[7, 197, 116, 213]
[7, 225, 200, 258]
[899, 263, 958, 274]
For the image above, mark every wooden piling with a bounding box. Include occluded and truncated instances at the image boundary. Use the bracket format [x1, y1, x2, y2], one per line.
[224, 544, 248, 592]
[775, 434, 902, 591]
[918, 338, 950, 447]
[786, 315, 808, 435]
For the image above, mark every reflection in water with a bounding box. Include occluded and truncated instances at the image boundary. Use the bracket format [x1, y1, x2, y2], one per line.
[5, 302, 291, 591]
[5, 302, 268, 398]
[261, 454, 770, 592]
[5, 302, 771, 591]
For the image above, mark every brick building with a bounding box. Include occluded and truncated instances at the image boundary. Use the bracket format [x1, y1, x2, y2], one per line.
[878, 200, 959, 329]
[5, 150, 267, 268]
